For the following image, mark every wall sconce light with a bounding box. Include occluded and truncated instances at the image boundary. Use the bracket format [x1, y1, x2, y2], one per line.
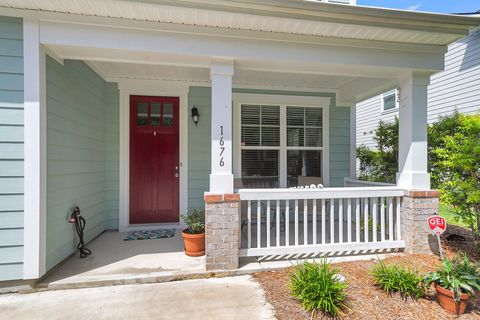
[191, 105, 200, 126]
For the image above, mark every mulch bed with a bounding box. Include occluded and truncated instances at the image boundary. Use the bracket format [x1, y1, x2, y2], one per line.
[253, 224, 480, 319]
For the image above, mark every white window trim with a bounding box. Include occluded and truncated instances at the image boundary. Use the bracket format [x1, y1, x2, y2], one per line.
[233, 93, 330, 187]
[381, 89, 399, 114]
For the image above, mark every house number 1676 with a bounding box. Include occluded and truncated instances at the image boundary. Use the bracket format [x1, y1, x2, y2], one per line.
[219, 126, 225, 167]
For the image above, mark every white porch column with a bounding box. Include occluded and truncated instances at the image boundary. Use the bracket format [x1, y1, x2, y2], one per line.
[23, 18, 47, 279]
[209, 59, 234, 193]
[397, 72, 430, 190]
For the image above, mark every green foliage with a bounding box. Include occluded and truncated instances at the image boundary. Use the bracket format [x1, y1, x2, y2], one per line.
[181, 208, 205, 234]
[359, 216, 381, 232]
[423, 254, 480, 301]
[289, 260, 349, 318]
[429, 113, 480, 238]
[371, 260, 426, 300]
[356, 118, 398, 183]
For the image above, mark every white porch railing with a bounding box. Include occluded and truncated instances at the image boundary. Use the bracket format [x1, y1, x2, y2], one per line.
[344, 178, 396, 187]
[238, 187, 405, 257]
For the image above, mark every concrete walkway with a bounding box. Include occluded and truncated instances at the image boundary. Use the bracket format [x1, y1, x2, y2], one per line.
[0, 276, 275, 320]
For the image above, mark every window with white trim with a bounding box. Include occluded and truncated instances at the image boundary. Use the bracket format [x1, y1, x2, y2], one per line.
[240, 104, 324, 188]
[382, 89, 398, 112]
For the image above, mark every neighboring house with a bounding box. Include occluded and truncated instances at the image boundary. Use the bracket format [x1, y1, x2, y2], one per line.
[357, 19, 480, 149]
[0, 0, 479, 283]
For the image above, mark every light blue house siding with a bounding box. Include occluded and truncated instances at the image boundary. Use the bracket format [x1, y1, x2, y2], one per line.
[187, 87, 351, 208]
[46, 57, 119, 270]
[0, 16, 24, 281]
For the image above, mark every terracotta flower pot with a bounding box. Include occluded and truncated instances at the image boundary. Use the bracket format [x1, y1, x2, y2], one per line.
[182, 231, 205, 257]
[434, 283, 469, 315]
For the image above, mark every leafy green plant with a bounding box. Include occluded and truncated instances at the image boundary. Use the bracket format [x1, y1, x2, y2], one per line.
[371, 260, 426, 300]
[423, 254, 480, 301]
[289, 259, 349, 318]
[181, 208, 205, 234]
[356, 118, 399, 184]
[429, 113, 480, 239]
[359, 216, 381, 232]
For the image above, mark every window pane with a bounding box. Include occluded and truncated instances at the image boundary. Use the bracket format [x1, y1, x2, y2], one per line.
[287, 150, 322, 187]
[261, 106, 280, 125]
[287, 127, 304, 147]
[241, 126, 260, 146]
[305, 128, 322, 147]
[287, 107, 304, 126]
[241, 105, 260, 125]
[137, 102, 148, 126]
[305, 108, 323, 127]
[383, 93, 396, 111]
[163, 103, 173, 126]
[241, 150, 279, 188]
[261, 127, 280, 146]
[150, 103, 161, 126]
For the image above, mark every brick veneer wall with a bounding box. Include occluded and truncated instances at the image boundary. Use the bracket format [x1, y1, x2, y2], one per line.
[204, 194, 240, 271]
[401, 190, 440, 254]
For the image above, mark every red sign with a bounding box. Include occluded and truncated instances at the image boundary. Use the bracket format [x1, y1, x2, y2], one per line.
[428, 216, 447, 236]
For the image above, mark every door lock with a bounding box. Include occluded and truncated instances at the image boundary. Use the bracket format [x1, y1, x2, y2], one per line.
[175, 173, 179, 178]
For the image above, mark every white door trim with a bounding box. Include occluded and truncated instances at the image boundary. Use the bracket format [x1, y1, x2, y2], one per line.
[118, 79, 189, 232]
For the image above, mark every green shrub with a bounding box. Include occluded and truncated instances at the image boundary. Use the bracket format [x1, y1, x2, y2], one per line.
[289, 259, 348, 318]
[181, 208, 205, 234]
[423, 254, 480, 301]
[371, 260, 426, 300]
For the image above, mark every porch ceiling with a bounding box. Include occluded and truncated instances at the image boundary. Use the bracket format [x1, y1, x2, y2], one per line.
[86, 60, 357, 91]
[2, 0, 479, 46]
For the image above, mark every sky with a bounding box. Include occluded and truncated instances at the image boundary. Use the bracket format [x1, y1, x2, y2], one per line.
[357, 0, 479, 14]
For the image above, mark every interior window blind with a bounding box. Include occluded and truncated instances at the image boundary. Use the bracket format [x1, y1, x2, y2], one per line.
[287, 106, 323, 147]
[241, 105, 280, 147]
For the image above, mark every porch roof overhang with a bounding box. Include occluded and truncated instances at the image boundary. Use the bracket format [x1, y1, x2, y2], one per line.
[3, 0, 479, 105]
[1, 0, 479, 46]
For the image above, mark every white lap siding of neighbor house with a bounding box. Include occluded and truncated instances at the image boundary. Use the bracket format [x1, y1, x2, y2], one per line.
[356, 29, 480, 149]
[0, 16, 24, 281]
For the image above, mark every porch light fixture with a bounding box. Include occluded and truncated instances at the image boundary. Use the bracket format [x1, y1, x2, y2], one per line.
[191, 105, 200, 126]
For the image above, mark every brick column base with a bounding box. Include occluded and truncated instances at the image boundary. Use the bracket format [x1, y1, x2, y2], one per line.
[204, 193, 240, 271]
[401, 190, 440, 254]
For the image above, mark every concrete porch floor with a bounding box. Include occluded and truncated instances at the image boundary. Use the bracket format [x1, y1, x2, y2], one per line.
[36, 230, 402, 291]
[39, 230, 206, 290]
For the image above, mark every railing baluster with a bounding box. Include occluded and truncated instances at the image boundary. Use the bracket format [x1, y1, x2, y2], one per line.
[388, 197, 394, 241]
[372, 198, 378, 242]
[313, 199, 317, 245]
[286, 200, 290, 246]
[347, 198, 352, 243]
[295, 200, 299, 246]
[355, 198, 360, 243]
[364, 197, 369, 243]
[247, 200, 252, 249]
[276, 200, 280, 247]
[257, 201, 261, 248]
[380, 197, 386, 242]
[339, 198, 343, 244]
[396, 196, 402, 240]
[266, 200, 271, 248]
[304, 200, 308, 245]
[330, 199, 335, 243]
[321, 199, 326, 244]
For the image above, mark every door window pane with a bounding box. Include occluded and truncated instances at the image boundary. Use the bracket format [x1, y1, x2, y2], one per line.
[287, 150, 322, 187]
[150, 103, 161, 126]
[241, 150, 279, 188]
[137, 102, 148, 126]
[163, 103, 174, 127]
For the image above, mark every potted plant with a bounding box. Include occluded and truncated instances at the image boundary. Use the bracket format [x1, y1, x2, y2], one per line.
[181, 208, 205, 257]
[423, 254, 480, 315]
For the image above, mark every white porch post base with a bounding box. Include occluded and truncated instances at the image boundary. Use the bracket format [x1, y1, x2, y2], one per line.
[397, 172, 430, 190]
[209, 173, 234, 194]
[397, 72, 431, 190]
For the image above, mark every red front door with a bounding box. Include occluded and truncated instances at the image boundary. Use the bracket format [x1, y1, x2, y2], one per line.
[129, 95, 179, 224]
